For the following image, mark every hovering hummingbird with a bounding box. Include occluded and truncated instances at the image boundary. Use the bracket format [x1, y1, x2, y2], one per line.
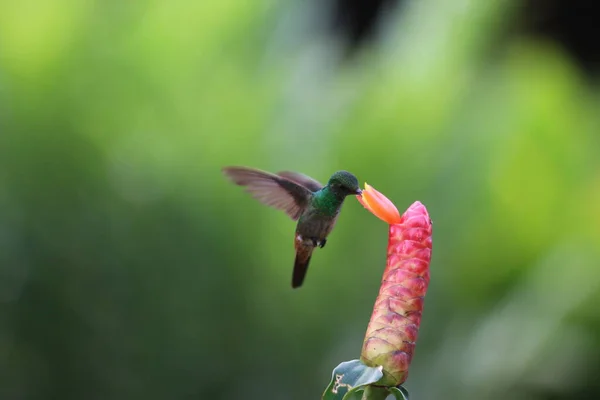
[222, 166, 362, 288]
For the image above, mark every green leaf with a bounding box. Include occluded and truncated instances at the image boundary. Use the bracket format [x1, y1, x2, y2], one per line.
[345, 385, 389, 400]
[321, 360, 384, 400]
[342, 390, 365, 400]
[389, 386, 409, 400]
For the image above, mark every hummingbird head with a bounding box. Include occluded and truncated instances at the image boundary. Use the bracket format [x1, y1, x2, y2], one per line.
[327, 171, 362, 196]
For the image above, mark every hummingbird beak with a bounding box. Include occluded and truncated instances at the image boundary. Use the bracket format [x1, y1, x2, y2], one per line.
[356, 189, 363, 195]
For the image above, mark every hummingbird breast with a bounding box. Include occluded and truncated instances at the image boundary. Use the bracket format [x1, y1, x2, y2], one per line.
[296, 210, 339, 241]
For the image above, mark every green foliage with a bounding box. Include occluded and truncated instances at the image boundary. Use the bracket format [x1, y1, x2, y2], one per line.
[322, 360, 383, 400]
[388, 387, 409, 400]
[322, 360, 410, 400]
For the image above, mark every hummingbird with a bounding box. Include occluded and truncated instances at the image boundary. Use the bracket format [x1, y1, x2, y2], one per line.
[222, 166, 362, 288]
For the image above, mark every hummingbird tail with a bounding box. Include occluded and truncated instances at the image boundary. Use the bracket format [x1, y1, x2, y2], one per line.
[292, 250, 313, 289]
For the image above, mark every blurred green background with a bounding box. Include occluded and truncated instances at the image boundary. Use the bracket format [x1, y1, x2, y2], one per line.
[1, 1, 600, 399]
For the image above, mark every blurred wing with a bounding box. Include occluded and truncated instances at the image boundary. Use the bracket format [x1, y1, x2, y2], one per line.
[277, 171, 323, 192]
[222, 166, 313, 220]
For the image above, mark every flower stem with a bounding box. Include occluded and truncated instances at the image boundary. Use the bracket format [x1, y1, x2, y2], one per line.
[361, 385, 389, 400]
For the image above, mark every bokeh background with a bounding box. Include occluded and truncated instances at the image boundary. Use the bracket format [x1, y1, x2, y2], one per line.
[1, 0, 600, 399]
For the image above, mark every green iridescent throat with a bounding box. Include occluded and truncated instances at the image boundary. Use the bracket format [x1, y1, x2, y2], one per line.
[312, 186, 345, 216]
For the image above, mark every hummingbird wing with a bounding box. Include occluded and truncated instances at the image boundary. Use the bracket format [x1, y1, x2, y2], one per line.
[222, 166, 313, 220]
[276, 171, 323, 192]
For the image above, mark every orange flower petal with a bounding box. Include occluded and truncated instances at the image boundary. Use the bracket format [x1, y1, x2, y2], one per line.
[356, 183, 401, 224]
[356, 192, 370, 209]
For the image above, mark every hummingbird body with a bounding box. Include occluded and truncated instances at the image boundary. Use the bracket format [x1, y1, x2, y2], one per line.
[222, 167, 361, 288]
[293, 188, 344, 287]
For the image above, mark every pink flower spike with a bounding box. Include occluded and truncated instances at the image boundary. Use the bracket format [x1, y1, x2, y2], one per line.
[360, 201, 432, 386]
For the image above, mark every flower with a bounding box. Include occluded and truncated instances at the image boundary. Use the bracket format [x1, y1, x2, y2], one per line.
[356, 183, 401, 225]
[357, 187, 432, 386]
